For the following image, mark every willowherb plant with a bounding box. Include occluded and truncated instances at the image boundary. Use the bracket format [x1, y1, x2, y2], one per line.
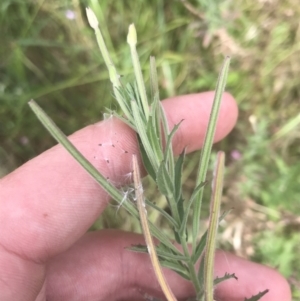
[28, 6, 268, 301]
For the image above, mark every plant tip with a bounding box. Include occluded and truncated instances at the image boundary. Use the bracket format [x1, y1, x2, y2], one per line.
[127, 23, 137, 45]
[86, 7, 99, 29]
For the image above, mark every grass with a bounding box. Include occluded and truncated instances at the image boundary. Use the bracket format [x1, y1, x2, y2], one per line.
[1, 0, 300, 298]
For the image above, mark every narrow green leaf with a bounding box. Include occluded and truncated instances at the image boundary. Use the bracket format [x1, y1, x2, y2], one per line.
[110, 111, 136, 131]
[137, 135, 156, 180]
[179, 181, 207, 239]
[203, 151, 225, 301]
[113, 86, 136, 126]
[159, 260, 191, 281]
[174, 229, 181, 244]
[158, 102, 175, 180]
[156, 161, 174, 198]
[197, 255, 205, 293]
[149, 56, 160, 107]
[192, 56, 231, 253]
[146, 199, 179, 229]
[161, 119, 183, 193]
[164, 120, 184, 163]
[132, 244, 191, 281]
[131, 100, 158, 170]
[176, 195, 185, 223]
[132, 81, 147, 120]
[156, 242, 191, 264]
[28, 100, 125, 208]
[150, 226, 184, 256]
[113, 84, 136, 126]
[174, 148, 185, 202]
[193, 209, 230, 265]
[150, 57, 165, 155]
[146, 115, 163, 162]
[156, 160, 181, 226]
[129, 244, 189, 261]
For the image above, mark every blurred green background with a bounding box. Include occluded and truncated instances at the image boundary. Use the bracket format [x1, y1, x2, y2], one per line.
[1, 0, 299, 298]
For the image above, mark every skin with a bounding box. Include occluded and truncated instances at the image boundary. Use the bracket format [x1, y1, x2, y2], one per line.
[0, 92, 291, 301]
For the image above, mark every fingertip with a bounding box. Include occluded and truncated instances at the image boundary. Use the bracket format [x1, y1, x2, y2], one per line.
[162, 91, 238, 154]
[214, 251, 292, 301]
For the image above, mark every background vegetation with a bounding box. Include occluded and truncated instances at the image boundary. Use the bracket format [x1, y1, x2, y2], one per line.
[1, 0, 299, 298]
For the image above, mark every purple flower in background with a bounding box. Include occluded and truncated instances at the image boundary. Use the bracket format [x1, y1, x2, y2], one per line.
[65, 9, 76, 20]
[230, 150, 242, 161]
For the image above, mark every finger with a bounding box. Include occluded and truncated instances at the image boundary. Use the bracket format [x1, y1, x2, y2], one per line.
[0, 92, 237, 262]
[46, 230, 291, 301]
[162, 92, 238, 154]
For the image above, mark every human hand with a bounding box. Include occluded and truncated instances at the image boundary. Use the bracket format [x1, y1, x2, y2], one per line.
[0, 92, 291, 301]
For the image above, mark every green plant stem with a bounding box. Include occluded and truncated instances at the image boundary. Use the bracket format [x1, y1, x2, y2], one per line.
[86, 7, 119, 85]
[127, 24, 150, 120]
[180, 238, 202, 298]
[86, 7, 134, 124]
